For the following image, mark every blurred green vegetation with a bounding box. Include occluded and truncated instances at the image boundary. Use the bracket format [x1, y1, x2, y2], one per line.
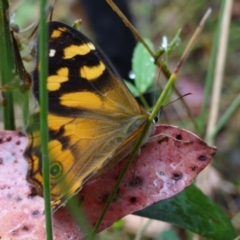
[1, 0, 240, 239]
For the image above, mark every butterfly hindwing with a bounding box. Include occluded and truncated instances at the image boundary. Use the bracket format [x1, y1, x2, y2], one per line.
[25, 21, 149, 209]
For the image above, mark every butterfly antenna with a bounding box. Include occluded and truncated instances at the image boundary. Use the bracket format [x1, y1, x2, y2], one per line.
[27, 1, 57, 41]
[49, 0, 58, 21]
[153, 93, 192, 123]
[164, 93, 192, 108]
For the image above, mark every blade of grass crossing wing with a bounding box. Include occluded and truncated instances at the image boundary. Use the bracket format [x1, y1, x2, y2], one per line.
[39, 0, 53, 239]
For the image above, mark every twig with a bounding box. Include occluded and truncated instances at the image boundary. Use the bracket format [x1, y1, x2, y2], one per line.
[174, 8, 212, 74]
[206, 0, 233, 145]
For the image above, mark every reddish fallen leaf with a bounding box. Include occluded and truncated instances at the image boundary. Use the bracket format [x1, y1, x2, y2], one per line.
[0, 125, 216, 239]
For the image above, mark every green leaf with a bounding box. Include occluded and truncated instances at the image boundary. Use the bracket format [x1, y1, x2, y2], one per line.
[132, 39, 156, 94]
[124, 80, 140, 97]
[135, 184, 237, 240]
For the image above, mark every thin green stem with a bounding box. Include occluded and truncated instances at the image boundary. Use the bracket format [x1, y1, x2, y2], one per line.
[0, 0, 16, 130]
[39, 0, 53, 239]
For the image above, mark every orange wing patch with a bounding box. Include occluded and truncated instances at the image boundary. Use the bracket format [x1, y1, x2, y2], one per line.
[80, 61, 106, 80]
[63, 43, 96, 59]
[47, 67, 69, 91]
[51, 27, 67, 38]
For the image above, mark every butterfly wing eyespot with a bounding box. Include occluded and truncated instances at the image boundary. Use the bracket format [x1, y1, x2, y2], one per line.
[25, 21, 150, 210]
[50, 162, 63, 178]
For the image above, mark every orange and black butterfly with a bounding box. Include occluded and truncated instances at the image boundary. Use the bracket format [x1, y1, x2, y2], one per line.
[25, 21, 150, 210]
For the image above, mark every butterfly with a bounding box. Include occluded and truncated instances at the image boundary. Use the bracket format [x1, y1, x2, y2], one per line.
[24, 21, 151, 210]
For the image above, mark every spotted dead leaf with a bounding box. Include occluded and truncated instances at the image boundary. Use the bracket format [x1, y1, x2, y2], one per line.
[0, 125, 216, 239]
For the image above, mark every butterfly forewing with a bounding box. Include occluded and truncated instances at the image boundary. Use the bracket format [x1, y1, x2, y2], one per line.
[25, 21, 149, 210]
[33, 22, 141, 117]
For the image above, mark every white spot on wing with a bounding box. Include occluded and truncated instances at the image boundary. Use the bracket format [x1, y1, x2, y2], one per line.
[87, 42, 95, 50]
[49, 49, 56, 57]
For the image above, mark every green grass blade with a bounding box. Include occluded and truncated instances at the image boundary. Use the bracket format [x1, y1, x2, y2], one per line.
[39, 0, 53, 239]
[0, 0, 16, 130]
